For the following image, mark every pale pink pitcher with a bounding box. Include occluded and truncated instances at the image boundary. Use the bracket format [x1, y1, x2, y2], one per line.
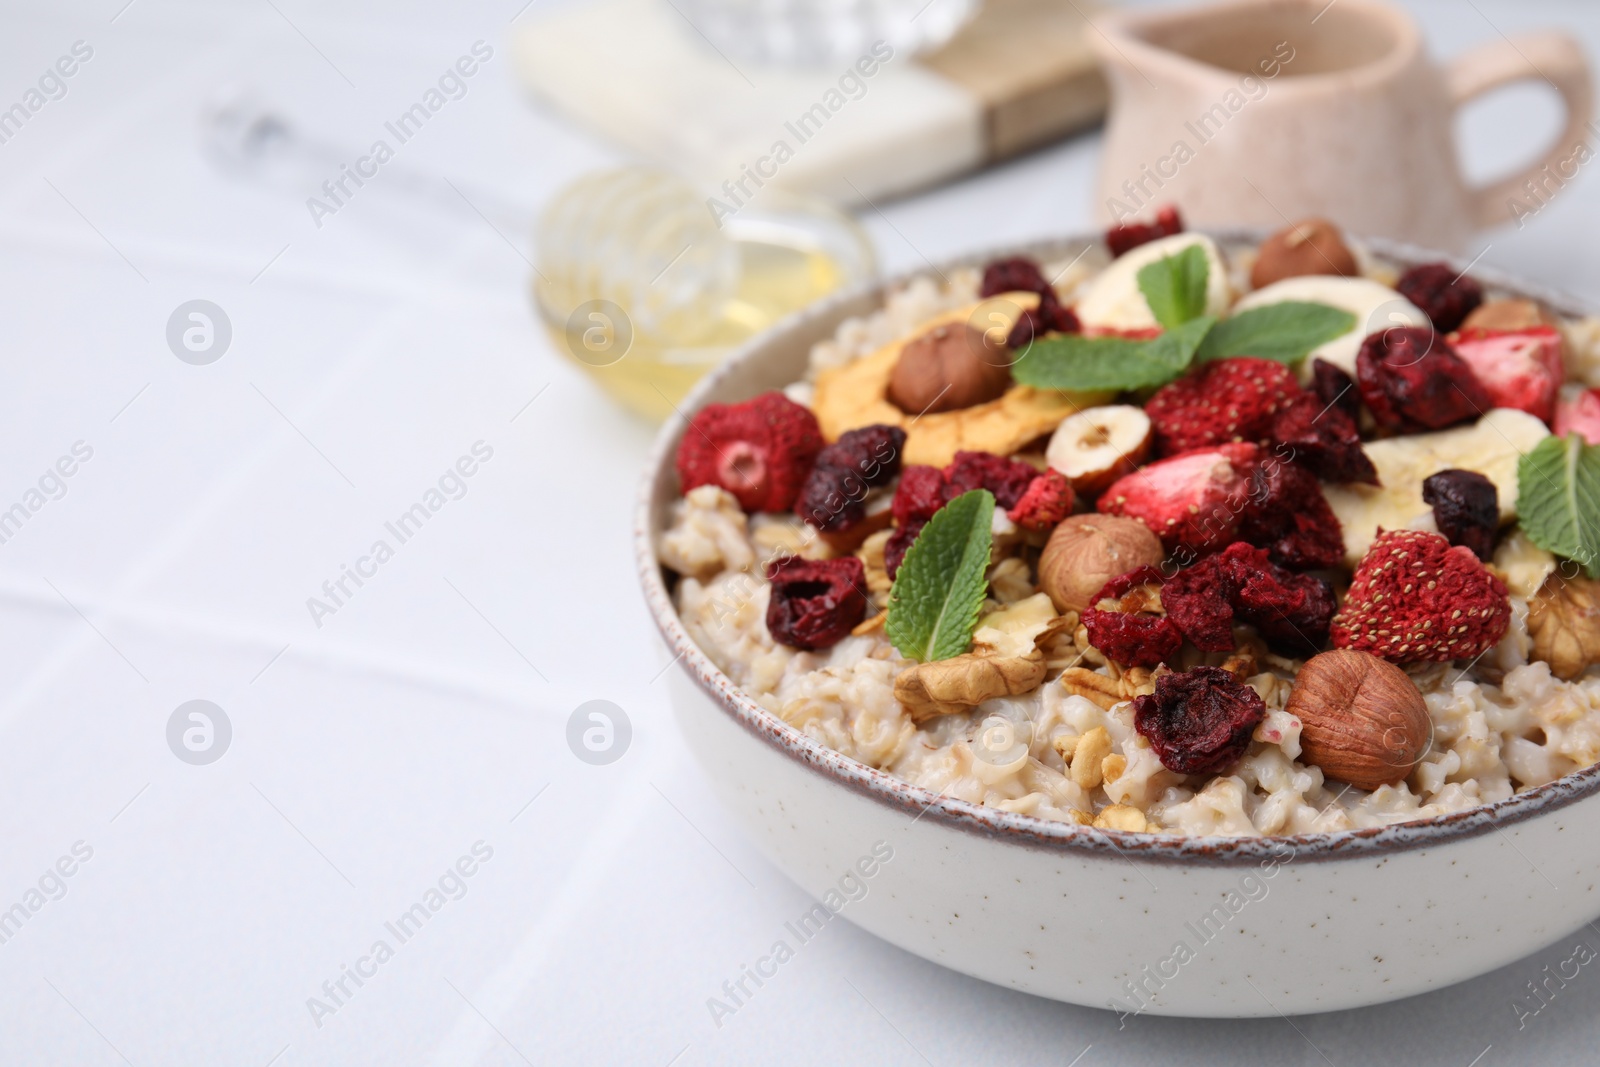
[1090, 0, 1593, 250]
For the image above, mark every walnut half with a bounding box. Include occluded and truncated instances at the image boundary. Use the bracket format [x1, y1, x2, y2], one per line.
[1528, 574, 1600, 681]
[893, 654, 1046, 723]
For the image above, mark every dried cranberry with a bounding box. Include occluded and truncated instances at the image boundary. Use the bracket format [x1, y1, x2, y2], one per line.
[1161, 556, 1236, 652]
[823, 425, 906, 488]
[980, 256, 1051, 298]
[1423, 468, 1499, 561]
[1311, 358, 1361, 420]
[892, 466, 946, 525]
[765, 556, 868, 650]
[884, 518, 924, 579]
[1133, 666, 1265, 775]
[1356, 328, 1490, 432]
[794, 465, 867, 533]
[1237, 456, 1345, 570]
[1106, 205, 1183, 258]
[1161, 543, 1334, 658]
[943, 451, 1035, 510]
[1081, 566, 1183, 668]
[1397, 262, 1484, 334]
[1270, 394, 1378, 485]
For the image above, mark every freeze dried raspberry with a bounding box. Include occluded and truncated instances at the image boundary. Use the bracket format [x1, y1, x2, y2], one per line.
[944, 451, 1036, 510]
[1133, 666, 1266, 775]
[1330, 528, 1510, 662]
[1081, 566, 1183, 668]
[1270, 394, 1378, 485]
[1422, 469, 1498, 561]
[1008, 470, 1075, 531]
[1397, 262, 1484, 334]
[1146, 357, 1303, 454]
[795, 424, 907, 533]
[980, 256, 1051, 298]
[765, 556, 868, 650]
[884, 518, 924, 580]
[1237, 455, 1346, 570]
[1356, 327, 1490, 433]
[1106, 204, 1183, 258]
[676, 392, 824, 512]
[892, 465, 946, 525]
[1311, 358, 1361, 420]
[1162, 543, 1335, 657]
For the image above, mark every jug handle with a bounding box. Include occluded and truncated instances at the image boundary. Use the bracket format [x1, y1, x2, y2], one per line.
[1446, 31, 1594, 230]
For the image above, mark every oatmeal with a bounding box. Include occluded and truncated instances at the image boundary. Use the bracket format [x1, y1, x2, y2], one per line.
[659, 210, 1600, 837]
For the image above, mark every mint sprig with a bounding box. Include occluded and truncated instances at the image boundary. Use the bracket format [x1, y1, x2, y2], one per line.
[1195, 301, 1357, 365]
[1012, 316, 1216, 393]
[1518, 434, 1600, 578]
[885, 489, 996, 662]
[1137, 245, 1210, 328]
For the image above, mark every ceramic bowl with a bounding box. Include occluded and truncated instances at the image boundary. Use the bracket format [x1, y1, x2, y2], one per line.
[636, 232, 1600, 1017]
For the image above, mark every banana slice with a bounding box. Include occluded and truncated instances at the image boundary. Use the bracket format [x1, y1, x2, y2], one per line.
[1232, 276, 1427, 382]
[1076, 234, 1233, 332]
[1322, 408, 1549, 568]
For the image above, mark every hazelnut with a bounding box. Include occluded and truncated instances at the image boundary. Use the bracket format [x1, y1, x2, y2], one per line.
[1045, 405, 1153, 495]
[1527, 573, 1600, 681]
[1250, 218, 1359, 290]
[1286, 649, 1430, 790]
[1038, 514, 1165, 614]
[887, 322, 1011, 415]
[1460, 298, 1556, 333]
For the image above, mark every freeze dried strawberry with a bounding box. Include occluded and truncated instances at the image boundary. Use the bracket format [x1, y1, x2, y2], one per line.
[883, 519, 923, 580]
[676, 392, 824, 512]
[1270, 394, 1378, 485]
[795, 425, 907, 532]
[1422, 469, 1498, 561]
[1133, 666, 1266, 775]
[765, 556, 868, 650]
[1311, 358, 1361, 419]
[892, 465, 946, 525]
[1397, 262, 1484, 333]
[1450, 327, 1565, 424]
[1081, 566, 1182, 668]
[1355, 327, 1490, 432]
[1237, 456, 1345, 570]
[1146, 357, 1304, 454]
[1098, 442, 1260, 554]
[1106, 204, 1184, 258]
[1331, 528, 1510, 662]
[944, 451, 1036, 510]
[1162, 543, 1335, 657]
[1555, 387, 1600, 445]
[980, 256, 1051, 298]
[1008, 470, 1075, 531]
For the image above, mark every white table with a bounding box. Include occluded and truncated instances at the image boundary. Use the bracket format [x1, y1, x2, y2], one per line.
[0, 1, 1597, 1064]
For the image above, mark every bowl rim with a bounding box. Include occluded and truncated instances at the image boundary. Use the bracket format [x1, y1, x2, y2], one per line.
[636, 227, 1600, 868]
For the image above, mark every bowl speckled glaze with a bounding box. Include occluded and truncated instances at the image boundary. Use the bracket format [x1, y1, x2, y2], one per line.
[637, 231, 1600, 1017]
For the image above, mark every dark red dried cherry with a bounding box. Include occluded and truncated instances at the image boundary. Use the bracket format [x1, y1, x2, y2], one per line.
[765, 556, 868, 650]
[1133, 666, 1265, 775]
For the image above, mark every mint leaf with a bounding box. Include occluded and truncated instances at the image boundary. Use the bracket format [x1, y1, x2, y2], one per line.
[1137, 245, 1210, 328]
[1012, 316, 1216, 392]
[1518, 434, 1600, 578]
[885, 489, 996, 662]
[1196, 301, 1357, 365]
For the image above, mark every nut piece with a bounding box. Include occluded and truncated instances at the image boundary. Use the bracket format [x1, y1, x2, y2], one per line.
[1101, 753, 1127, 784]
[1285, 649, 1430, 790]
[1460, 298, 1555, 334]
[1528, 574, 1600, 681]
[1071, 726, 1113, 788]
[1039, 514, 1166, 614]
[1046, 405, 1153, 494]
[893, 653, 1046, 722]
[887, 322, 1011, 415]
[1251, 218, 1359, 290]
[1058, 666, 1128, 710]
[1092, 804, 1148, 831]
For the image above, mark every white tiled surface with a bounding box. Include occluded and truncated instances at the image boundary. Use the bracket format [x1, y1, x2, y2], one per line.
[0, 1, 1598, 1064]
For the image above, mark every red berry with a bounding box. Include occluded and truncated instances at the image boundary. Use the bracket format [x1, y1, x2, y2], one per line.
[1450, 327, 1564, 425]
[892, 466, 946, 525]
[1106, 204, 1184, 258]
[1146, 357, 1304, 454]
[1270, 394, 1378, 485]
[676, 392, 824, 512]
[1330, 529, 1510, 663]
[1133, 666, 1265, 775]
[765, 556, 868, 651]
[1163, 543, 1335, 657]
[883, 519, 924, 580]
[1397, 262, 1484, 334]
[795, 425, 906, 532]
[1310, 358, 1361, 419]
[943, 451, 1036, 510]
[1355, 328, 1491, 433]
[1160, 555, 1237, 652]
[1236, 455, 1346, 571]
[1081, 566, 1183, 668]
[980, 256, 1051, 298]
[1007, 470, 1075, 531]
[1422, 469, 1498, 562]
[1098, 442, 1260, 555]
[1555, 387, 1600, 444]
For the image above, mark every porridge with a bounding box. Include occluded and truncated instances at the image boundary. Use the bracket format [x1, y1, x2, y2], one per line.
[656, 210, 1600, 837]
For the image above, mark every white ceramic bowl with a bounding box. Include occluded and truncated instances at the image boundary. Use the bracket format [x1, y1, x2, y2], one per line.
[637, 232, 1600, 1017]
